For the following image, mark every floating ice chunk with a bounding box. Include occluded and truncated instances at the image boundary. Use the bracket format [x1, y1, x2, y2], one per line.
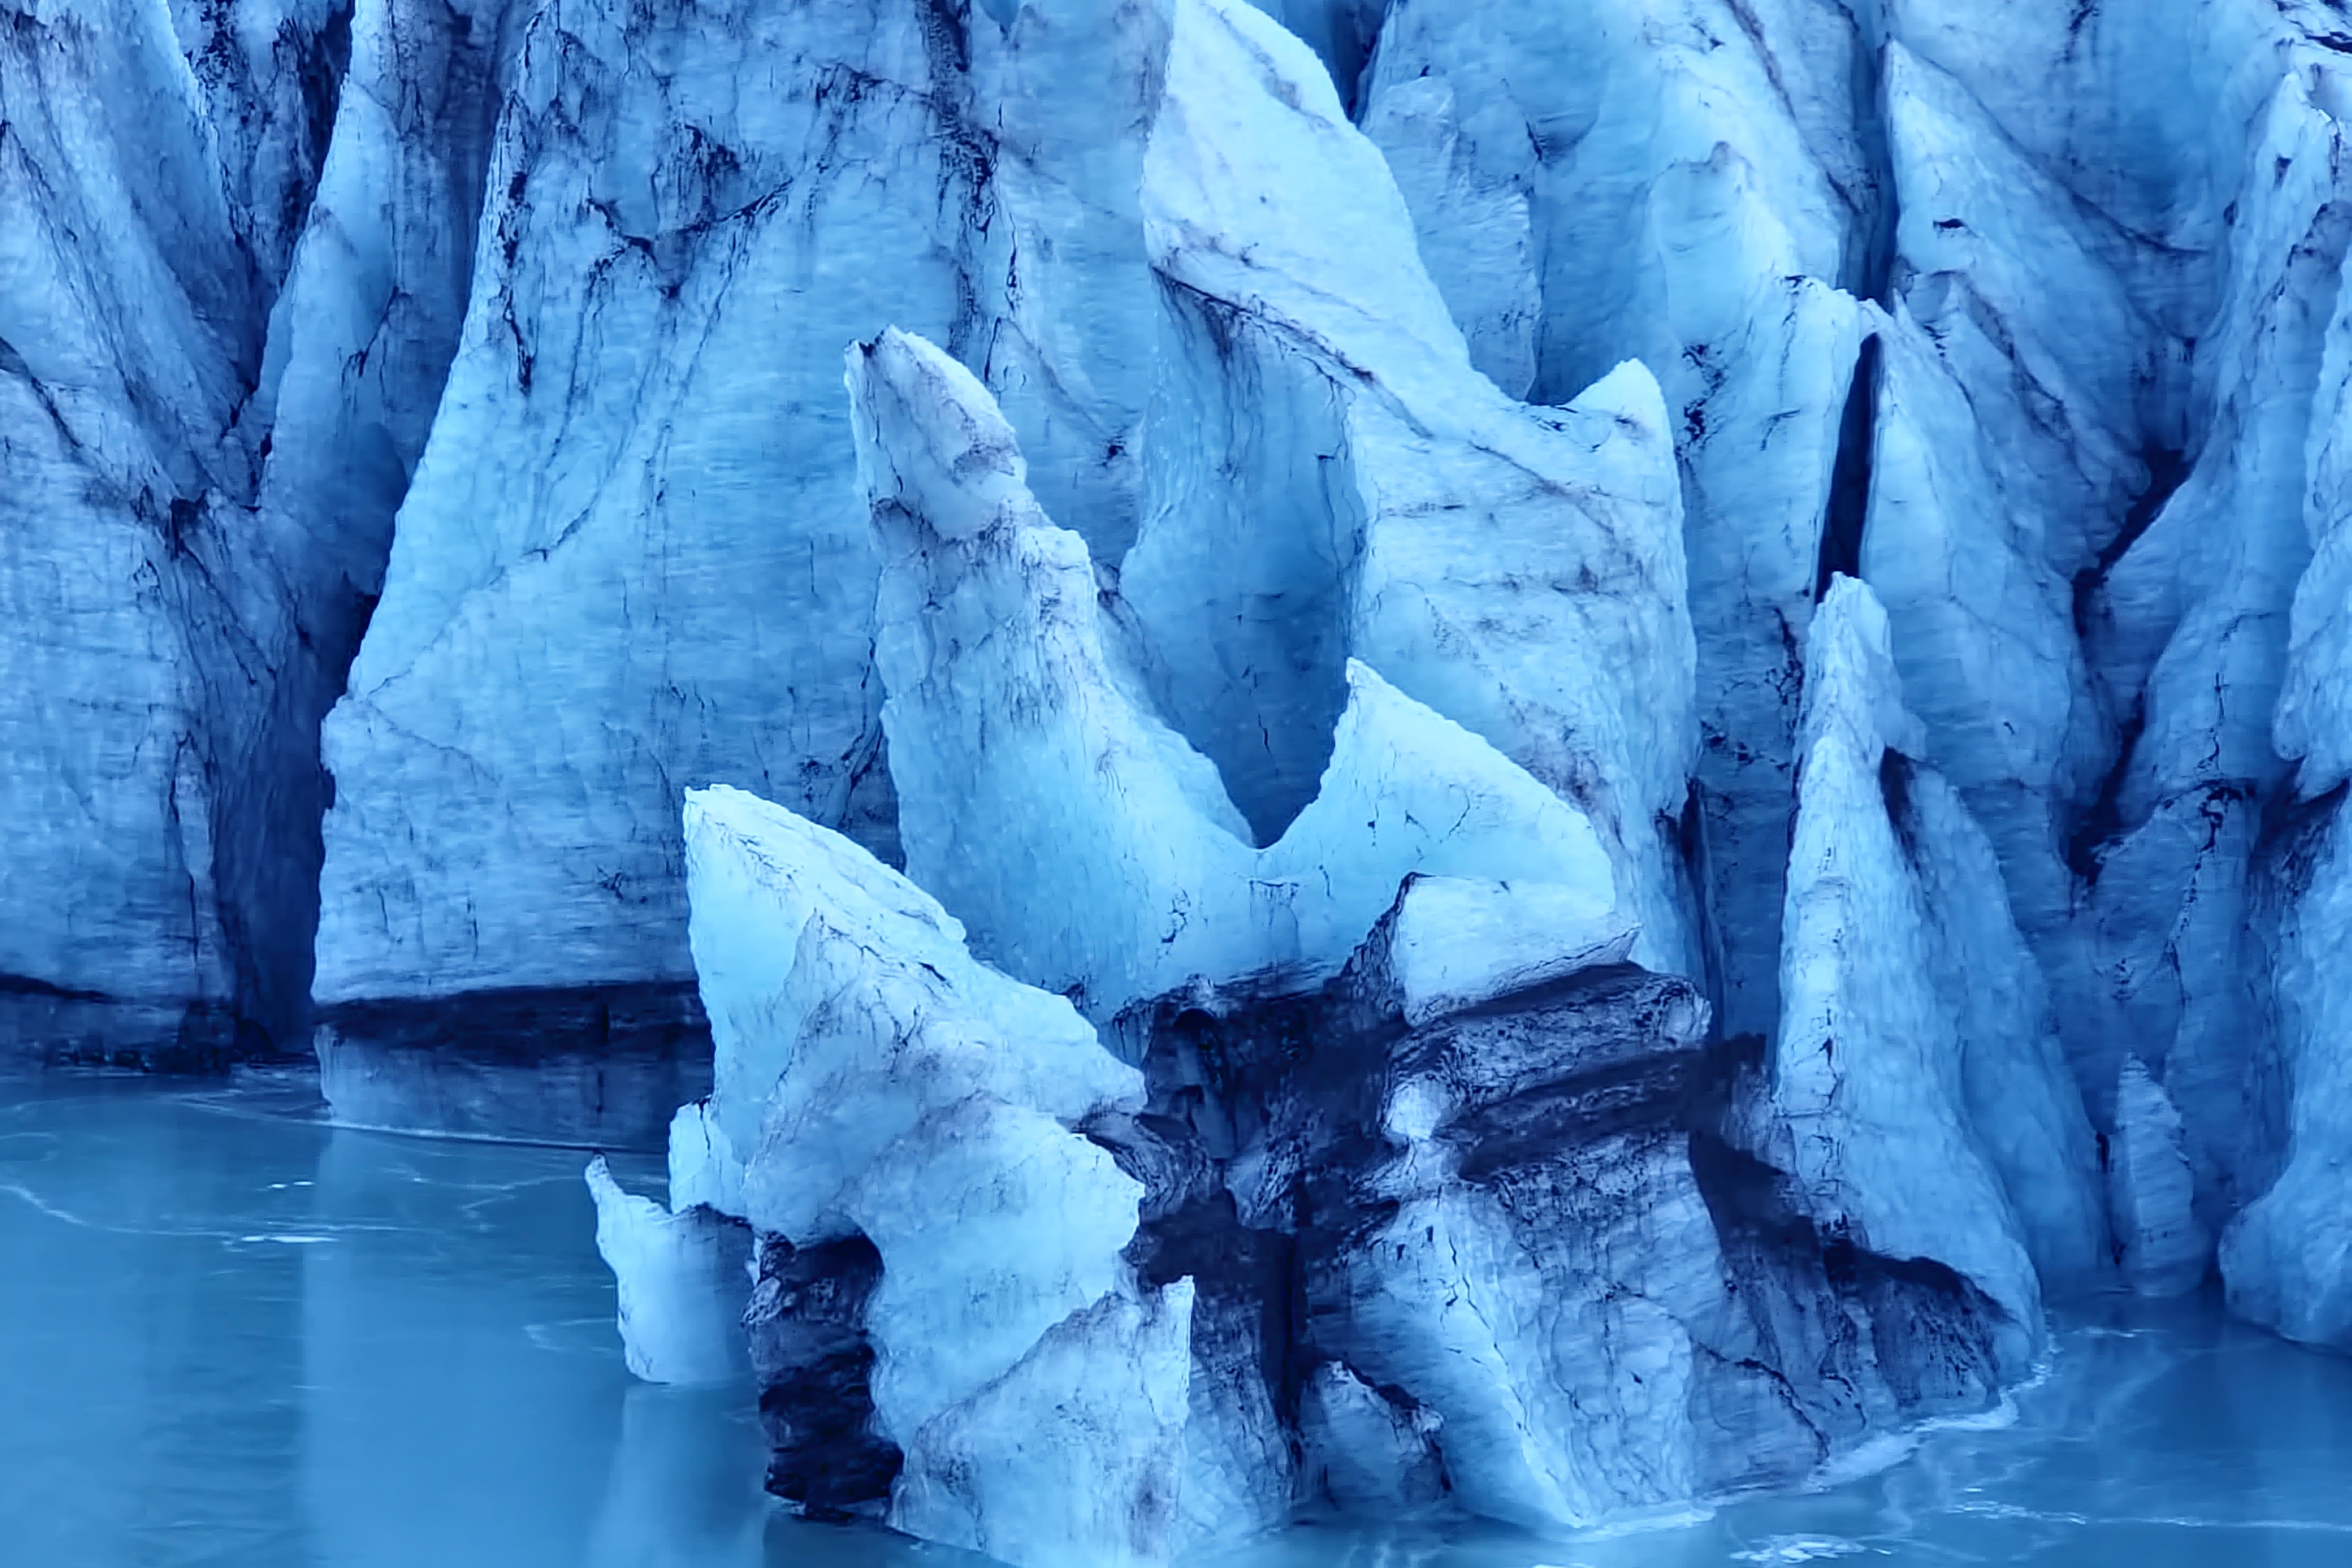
[679, 782, 1190, 1564]
[1730, 1537, 1865, 1565]
[584, 1156, 751, 1387]
[679, 783, 1138, 1240]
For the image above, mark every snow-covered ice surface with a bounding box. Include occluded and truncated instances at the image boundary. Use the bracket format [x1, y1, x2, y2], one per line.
[8, 1072, 2352, 1568]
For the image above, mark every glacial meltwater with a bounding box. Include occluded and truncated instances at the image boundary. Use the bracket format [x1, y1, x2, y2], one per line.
[5, 1070, 2348, 1568]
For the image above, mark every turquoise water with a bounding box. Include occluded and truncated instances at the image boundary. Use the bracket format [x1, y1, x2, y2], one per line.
[2, 1072, 2347, 1567]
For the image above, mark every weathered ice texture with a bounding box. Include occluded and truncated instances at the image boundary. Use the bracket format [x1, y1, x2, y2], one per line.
[664, 783, 1189, 1568]
[854, 327, 1624, 1025]
[0, 0, 358, 1063]
[169, 0, 354, 289]
[310, 0, 1171, 1080]
[1359, 0, 1869, 1034]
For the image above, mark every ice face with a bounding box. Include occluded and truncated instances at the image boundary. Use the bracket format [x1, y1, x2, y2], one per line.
[1766, 576, 2103, 1342]
[29, 0, 2352, 1556]
[309, 0, 1178, 1038]
[853, 325, 1626, 1025]
[674, 782, 1186, 1565]
[0, 0, 334, 1059]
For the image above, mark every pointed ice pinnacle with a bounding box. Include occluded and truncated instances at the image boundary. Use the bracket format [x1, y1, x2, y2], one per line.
[1356, 0, 1871, 1038]
[1768, 575, 2105, 1343]
[851, 325, 1627, 1026]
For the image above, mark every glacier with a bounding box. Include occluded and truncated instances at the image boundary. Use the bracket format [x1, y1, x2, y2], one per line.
[590, 347, 2116, 1556]
[16, 0, 2352, 1560]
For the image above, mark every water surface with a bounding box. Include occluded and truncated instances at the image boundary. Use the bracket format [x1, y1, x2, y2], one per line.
[2, 1072, 2347, 1566]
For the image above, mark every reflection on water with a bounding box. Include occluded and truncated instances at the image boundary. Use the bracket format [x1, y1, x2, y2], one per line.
[2, 1072, 2349, 1567]
[0, 1071, 920, 1568]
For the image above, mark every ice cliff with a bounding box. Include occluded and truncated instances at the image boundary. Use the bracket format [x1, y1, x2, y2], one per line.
[20, 0, 2352, 1558]
[594, 336, 2078, 1558]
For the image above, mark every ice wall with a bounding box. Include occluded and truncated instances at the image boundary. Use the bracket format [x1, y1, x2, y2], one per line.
[853, 326, 1626, 1022]
[0, 0, 367, 1062]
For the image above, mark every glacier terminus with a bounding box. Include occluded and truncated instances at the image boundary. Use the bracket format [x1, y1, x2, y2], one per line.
[12, 0, 2352, 1564]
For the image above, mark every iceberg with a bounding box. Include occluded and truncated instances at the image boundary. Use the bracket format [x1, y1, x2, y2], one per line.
[585, 1155, 752, 1387]
[664, 772, 2037, 1548]
[670, 782, 1185, 1566]
[34, 0, 2352, 1560]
